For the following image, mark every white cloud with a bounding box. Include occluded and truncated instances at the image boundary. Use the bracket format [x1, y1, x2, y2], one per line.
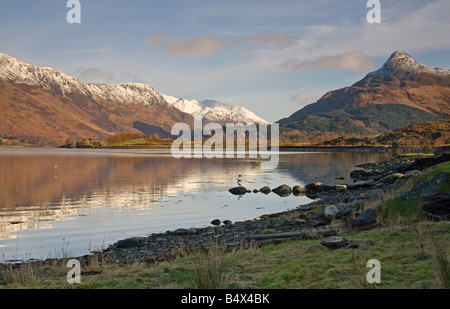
[282, 52, 374, 72]
[75, 67, 143, 84]
[290, 92, 317, 107]
[168, 36, 227, 55]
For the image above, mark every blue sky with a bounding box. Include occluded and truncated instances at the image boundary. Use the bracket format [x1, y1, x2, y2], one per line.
[0, 0, 449, 122]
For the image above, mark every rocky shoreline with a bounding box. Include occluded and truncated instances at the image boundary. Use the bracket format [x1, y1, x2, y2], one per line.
[97, 153, 449, 265]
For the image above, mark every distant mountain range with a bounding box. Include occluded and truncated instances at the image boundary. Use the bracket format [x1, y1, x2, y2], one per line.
[162, 95, 268, 125]
[0, 53, 268, 144]
[278, 51, 450, 135]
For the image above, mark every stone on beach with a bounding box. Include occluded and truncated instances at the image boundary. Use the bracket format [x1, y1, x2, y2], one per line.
[259, 186, 271, 194]
[324, 205, 340, 218]
[272, 184, 292, 197]
[320, 236, 349, 249]
[229, 187, 248, 195]
[293, 186, 305, 196]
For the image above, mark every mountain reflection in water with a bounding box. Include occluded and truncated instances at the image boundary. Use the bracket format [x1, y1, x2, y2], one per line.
[0, 148, 391, 261]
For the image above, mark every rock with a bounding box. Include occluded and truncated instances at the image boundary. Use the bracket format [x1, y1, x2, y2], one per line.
[420, 172, 449, 197]
[347, 180, 375, 190]
[298, 204, 312, 211]
[188, 228, 198, 234]
[320, 236, 349, 249]
[378, 173, 404, 184]
[350, 169, 377, 181]
[293, 186, 305, 196]
[259, 186, 271, 194]
[210, 219, 221, 226]
[223, 220, 232, 226]
[405, 153, 450, 172]
[114, 237, 145, 249]
[305, 182, 322, 192]
[354, 209, 377, 224]
[229, 187, 248, 195]
[404, 170, 422, 178]
[403, 172, 449, 200]
[173, 228, 189, 235]
[253, 189, 259, 193]
[363, 189, 385, 201]
[316, 184, 336, 192]
[324, 205, 340, 218]
[305, 182, 335, 194]
[335, 184, 347, 191]
[272, 218, 289, 226]
[272, 184, 292, 197]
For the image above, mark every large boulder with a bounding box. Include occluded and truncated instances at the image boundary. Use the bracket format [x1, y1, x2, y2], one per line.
[324, 205, 340, 218]
[305, 182, 335, 193]
[402, 153, 450, 172]
[353, 209, 378, 227]
[363, 189, 385, 201]
[404, 170, 422, 178]
[347, 180, 375, 190]
[272, 184, 292, 197]
[305, 182, 322, 192]
[404, 172, 449, 200]
[114, 237, 146, 249]
[259, 186, 271, 195]
[293, 186, 305, 196]
[378, 173, 404, 184]
[420, 172, 449, 198]
[335, 184, 348, 191]
[320, 236, 349, 249]
[350, 169, 378, 181]
[229, 187, 248, 195]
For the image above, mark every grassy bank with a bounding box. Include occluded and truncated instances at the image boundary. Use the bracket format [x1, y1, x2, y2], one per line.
[1, 221, 448, 289]
[1, 162, 448, 289]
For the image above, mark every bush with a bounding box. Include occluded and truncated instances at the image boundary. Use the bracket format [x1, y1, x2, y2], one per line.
[106, 132, 144, 144]
[423, 145, 434, 154]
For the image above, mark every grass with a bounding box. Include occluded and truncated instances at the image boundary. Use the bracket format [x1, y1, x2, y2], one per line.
[1, 220, 447, 289]
[106, 137, 174, 148]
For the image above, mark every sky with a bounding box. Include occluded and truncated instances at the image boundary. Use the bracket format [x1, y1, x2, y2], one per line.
[0, 0, 449, 123]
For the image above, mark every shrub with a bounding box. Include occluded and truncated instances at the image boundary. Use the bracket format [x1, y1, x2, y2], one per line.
[106, 132, 144, 144]
[423, 145, 434, 154]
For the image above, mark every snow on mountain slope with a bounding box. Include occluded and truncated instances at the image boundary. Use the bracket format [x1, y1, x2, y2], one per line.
[0, 53, 167, 107]
[367, 51, 450, 78]
[0, 52, 268, 124]
[162, 95, 269, 124]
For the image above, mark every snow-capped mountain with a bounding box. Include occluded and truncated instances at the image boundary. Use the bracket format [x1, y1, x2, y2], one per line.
[278, 50, 450, 134]
[0, 52, 268, 125]
[367, 51, 450, 78]
[161, 94, 269, 124]
[0, 53, 169, 107]
[0, 52, 269, 143]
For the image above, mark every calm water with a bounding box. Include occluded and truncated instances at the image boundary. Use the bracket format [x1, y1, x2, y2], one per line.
[0, 148, 391, 261]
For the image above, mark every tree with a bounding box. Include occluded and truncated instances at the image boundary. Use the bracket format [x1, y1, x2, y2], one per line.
[423, 145, 434, 154]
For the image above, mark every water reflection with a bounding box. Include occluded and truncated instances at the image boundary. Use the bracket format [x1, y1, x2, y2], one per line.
[0, 148, 390, 261]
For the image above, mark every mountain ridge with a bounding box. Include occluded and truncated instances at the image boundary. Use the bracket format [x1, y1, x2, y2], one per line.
[278, 51, 450, 135]
[0, 53, 268, 144]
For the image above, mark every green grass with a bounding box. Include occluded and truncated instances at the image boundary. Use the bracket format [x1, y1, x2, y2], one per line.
[106, 138, 174, 148]
[1, 220, 448, 289]
[423, 161, 450, 179]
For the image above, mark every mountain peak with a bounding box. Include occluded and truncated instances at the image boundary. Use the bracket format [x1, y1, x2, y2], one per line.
[367, 50, 450, 78]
